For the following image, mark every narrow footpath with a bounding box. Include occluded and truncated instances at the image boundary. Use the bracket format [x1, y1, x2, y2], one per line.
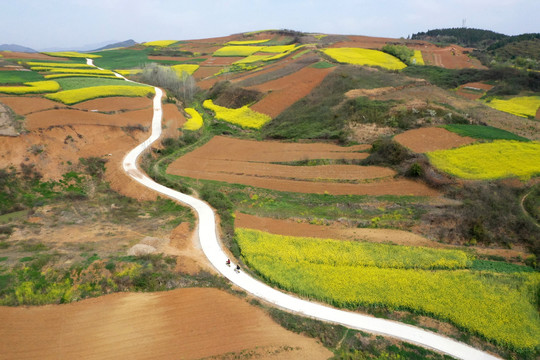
[97, 59, 501, 360]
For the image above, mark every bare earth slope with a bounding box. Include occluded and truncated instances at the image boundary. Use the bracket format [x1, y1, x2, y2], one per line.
[0, 288, 331, 360]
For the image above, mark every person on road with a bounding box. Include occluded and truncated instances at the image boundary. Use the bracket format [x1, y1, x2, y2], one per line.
[226, 259, 231, 266]
[236, 264, 240, 273]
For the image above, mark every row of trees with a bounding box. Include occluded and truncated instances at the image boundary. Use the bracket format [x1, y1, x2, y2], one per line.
[138, 63, 197, 104]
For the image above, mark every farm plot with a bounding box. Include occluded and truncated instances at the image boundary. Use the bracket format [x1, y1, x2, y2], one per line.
[236, 228, 540, 352]
[203, 99, 271, 129]
[248, 65, 335, 118]
[167, 136, 439, 196]
[0, 96, 64, 115]
[456, 82, 494, 100]
[25, 108, 153, 130]
[427, 140, 540, 180]
[45, 85, 154, 105]
[72, 96, 152, 112]
[322, 48, 407, 70]
[394, 127, 476, 153]
[486, 96, 540, 118]
[0, 70, 44, 84]
[0, 81, 60, 94]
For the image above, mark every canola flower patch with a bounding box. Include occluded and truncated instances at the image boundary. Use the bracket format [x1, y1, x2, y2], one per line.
[115, 69, 142, 76]
[0, 80, 60, 94]
[142, 40, 178, 47]
[45, 85, 154, 105]
[322, 48, 407, 70]
[171, 64, 199, 76]
[259, 45, 298, 53]
[233, 55, 273, 64]
[30, 67, 115, 76]
[411, 50, 425, 65]
[486, 96, 540, 118]
[43, 51, 101, 59]
[183, 108, 203, 131]
[236, 228, 540, 351]
[213, 46, 266, 57]
[226, 39, 271, 45]
[427, 140, 540, 180]
[203, 99, 271, 129]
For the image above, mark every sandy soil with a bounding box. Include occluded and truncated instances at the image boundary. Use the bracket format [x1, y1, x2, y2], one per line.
[394, 127, 476, 153]
[167, 136, 438, 196]
[72, 96, 153, 112]
[249, 66, 335, 118]
[0, 288, 332, 360]
[0, 96, 65, 115]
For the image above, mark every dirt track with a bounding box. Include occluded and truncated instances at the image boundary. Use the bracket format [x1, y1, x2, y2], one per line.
[0, 288, 331, 360]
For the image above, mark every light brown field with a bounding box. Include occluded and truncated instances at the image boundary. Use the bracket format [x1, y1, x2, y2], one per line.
[167, 136, 439, 196]
[0, 288, 331, 360]
[0, 96, 65, 115]
[0, 51, 69, 61]
[394, 127, 476, 153]
[72, 96, 152, 112]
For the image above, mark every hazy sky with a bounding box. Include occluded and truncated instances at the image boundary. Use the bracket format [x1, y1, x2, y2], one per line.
[2, 0, 538, 50]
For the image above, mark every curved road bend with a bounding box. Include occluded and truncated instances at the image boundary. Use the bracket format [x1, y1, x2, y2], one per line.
[86, 58, 501, 360]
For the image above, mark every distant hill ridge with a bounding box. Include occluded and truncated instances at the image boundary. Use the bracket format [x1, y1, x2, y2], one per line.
[0, 44, 37, 53]
[92, 39, 137, 51]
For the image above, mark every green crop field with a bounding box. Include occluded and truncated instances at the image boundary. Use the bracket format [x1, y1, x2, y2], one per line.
[0, 70, 44, 84]
[55, 77, 143, 90]
[442, 124, 530, 141]
[237, 228, 540, 352]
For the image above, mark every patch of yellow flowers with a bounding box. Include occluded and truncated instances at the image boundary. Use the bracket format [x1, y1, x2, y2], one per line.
[46, 85, 154, 105]
[0, 80, 60, 94]
[427, 140, 540, 180]
[236, 228, 540, 351]
[183, 108, 203, 131]
[486, 96, 540, 118]
[322, 48, 407, 70]
[203, 99, 271, 129]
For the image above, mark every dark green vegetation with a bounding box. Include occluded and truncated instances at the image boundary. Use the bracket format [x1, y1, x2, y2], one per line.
[0, 70, 44, 84]
[523, 184, 540, 225]
[207, 80, 263, 109]
[442, 124, 530, 141]
[268, 308, 455, 360]
[382, 44, 414, 65]
[411, 28, 507, 48]
[55, 77, 144, 90]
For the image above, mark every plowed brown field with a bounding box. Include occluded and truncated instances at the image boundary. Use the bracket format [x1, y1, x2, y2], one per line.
[73, 96, 152, 112]
[167, 136, 439, 196]
[0, 96, 65, 115]
[193, 66, 221, 80]
[25, 108, 153, 130]
[417, 45, 485, 69]
[394, 127, 475, 153]
[202, 57, 245, 66]
[0, 288, 331, 360]
[249, 66, 335, 118]
[0, 51, 68, 61]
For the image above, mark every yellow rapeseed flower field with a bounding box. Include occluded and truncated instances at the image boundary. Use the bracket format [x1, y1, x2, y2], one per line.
[183, 108, 203, 131]
[486, 96, 540, 118]
[259, 45, 298, 53]
[233, 55, 272, 64]
[31, 67, 115, 76]
[171, 64, 199, 76]
[44, 73, 119, 79]
[0, 80, 60, 94]
[142, 40, 178, 47]
[236, 228, 540, 351]
[115, 69, 142, 76]
[43, 51, 101, 58]
[322, 48, 407, 70]
[45, 85, 154, 105]
[427, 140, 540, 180]
[411, 50, 425, 65]
[203, 99, 271, 129]
[26, 62, 93, 68]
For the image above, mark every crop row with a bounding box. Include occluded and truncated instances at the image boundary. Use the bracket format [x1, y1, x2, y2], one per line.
[30, 67, 115, 76]
[203, 99, 271, 129]
[43, 51, 100, 59]
[0, 80, 60, 94]
[213, 45, 300, 57]
[142, 40, 178, 47]
[322, 48, 407, 70]
[171, 64, 199, 76]
[45, 85, 154, 105]
[236, 228, 540, 351]
[427, 140, 540, 180]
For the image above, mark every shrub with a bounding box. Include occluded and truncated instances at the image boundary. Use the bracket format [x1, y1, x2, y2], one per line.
[382, 44, 415, 65]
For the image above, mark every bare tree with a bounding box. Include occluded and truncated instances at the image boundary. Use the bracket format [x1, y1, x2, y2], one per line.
[139, 63, 198, 104]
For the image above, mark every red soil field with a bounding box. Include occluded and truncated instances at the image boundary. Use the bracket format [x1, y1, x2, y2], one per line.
[167, 136, 439, 196]
[455, 82, 494, 100]
[0, 51, 69, 61]
[192, 66, 222, 80]
[147, 55, 195, 62]
[394, 127, 476, 153]
[329, 35, 399, 49]
[417, 45, 486, 69]
[73, 96, 152, 112]
[0, 288, 331, 360]
[25, 108, 153, 130]
[249, 66, 335, 118]
[0, 96, 65, 115]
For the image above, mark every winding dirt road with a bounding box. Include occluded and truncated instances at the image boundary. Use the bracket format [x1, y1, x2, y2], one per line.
[109, 61, 501, 360]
